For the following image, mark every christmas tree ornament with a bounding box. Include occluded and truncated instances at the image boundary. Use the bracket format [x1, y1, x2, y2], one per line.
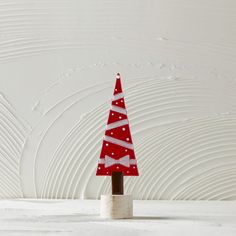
[96, 73, 139, 219]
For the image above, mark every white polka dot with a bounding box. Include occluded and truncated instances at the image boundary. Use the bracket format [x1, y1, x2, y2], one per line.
[126, 138, 129, 141]
[115, 89, 117, 91]
[121, 100, 123, 103]
[111, 132, 113, 135]
[117, 166, 119, 169]
[119, 116, 122, 119]
[106, 143, 109, 146]
[133, 166, 136, 169]
[107, 172, 109, 174]
[98, 167, 101, 169]
[122, 127, 126, 131]
[125, 149, 128, 152]
[112, 152, 114, 155]
[111, 113, 114, 116]
[116, 102, 118, 105]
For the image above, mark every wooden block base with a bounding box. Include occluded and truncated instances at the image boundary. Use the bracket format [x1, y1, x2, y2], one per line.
[100, 194, 133, 219]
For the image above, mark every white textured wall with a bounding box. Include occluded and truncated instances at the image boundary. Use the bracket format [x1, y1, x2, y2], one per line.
[0, 0, 236, 200]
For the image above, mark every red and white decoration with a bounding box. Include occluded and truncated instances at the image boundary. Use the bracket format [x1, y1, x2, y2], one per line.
[96, 73, 139, 176]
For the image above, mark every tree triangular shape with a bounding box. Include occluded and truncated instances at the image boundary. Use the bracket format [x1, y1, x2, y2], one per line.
[96, 73, 139, 176]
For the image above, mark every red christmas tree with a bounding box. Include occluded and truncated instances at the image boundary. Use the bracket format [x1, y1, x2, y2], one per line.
[96, 73, 139, 177]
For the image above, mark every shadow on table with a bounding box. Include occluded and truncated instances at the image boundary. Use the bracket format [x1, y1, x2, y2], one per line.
[133, 216, 170, 220]
[132, 216, 198, 221]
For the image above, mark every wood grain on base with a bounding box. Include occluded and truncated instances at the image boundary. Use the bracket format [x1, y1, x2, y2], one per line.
[100, 194, 133, 219]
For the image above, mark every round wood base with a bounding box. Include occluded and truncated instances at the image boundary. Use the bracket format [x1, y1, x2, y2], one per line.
[100, 194, 133, 219]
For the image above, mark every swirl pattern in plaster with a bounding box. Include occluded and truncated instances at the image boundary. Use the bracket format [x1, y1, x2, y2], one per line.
[37, 76, 236, 200]
[1, 0, 236, 200]
[0, 94, 30, 198]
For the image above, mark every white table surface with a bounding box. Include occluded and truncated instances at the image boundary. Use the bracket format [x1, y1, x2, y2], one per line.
[0, 199, 235, 236]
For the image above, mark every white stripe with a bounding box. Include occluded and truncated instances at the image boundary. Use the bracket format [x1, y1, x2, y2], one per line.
[112, 92, 124, 101]
[111, 105, 126, 115]
[98, 156, 137, 165]
[104, 135, 134, 150]
[130, 159, 137, 165]
[98, 159, 105, 164]
[106, 119, 128, 130]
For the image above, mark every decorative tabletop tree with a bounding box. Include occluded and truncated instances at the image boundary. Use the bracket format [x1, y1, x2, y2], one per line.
[96, 73, 139, 219]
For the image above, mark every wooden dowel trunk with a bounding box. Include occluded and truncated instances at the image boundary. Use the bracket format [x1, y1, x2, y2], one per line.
[112, 172, 124, 195]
